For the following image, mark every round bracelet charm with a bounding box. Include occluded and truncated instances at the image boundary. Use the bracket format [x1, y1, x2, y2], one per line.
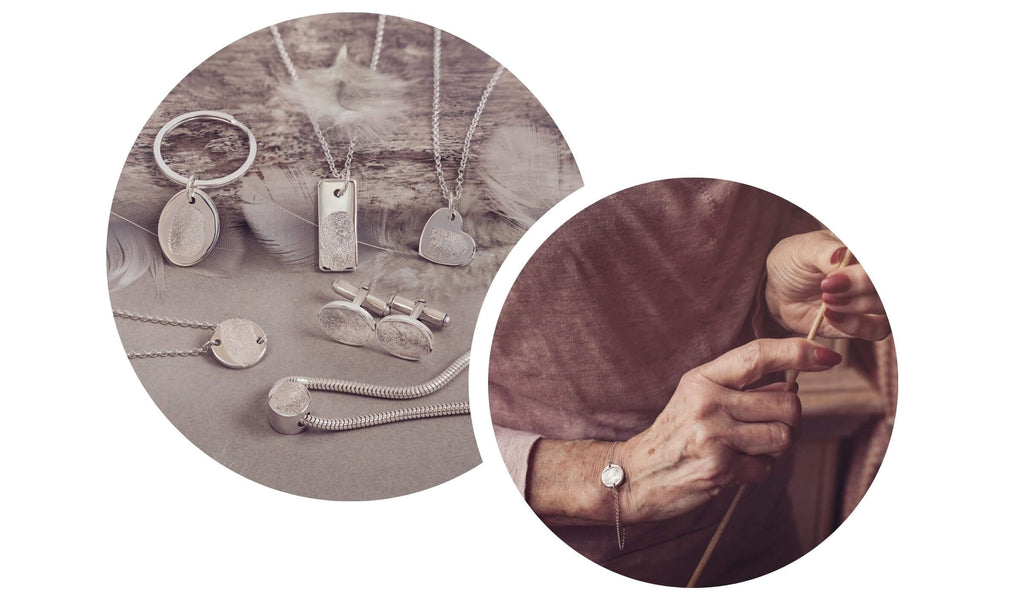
[601, 463, 624, 488]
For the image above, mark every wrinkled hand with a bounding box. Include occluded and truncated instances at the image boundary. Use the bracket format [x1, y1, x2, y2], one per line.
[765, 230, 890, 340]
[618, 338, 842, 523]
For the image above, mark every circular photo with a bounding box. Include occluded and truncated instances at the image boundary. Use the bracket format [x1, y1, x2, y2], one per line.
[106, 13, 581, 500]
[488, 178, 896, 586]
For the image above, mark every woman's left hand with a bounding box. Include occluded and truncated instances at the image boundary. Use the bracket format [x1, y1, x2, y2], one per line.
[765, 230, 891, 340]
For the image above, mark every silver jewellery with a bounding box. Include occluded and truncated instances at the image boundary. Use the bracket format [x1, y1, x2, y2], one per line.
[270, 16, 387, 272]
[601, 441, 626, 550]
[319, 280, 452, 360]
[267, 350, 470, 434]
[113, 309, 268, 369]
[418, 28, 505, 267]
[319, 282, 389, 347]
[153, 111, 258, 267]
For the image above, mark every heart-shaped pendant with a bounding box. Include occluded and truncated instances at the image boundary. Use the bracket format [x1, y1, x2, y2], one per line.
[418, 208, 476, 266]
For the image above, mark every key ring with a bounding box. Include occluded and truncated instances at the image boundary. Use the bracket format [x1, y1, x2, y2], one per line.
[152, 110, 257, 188]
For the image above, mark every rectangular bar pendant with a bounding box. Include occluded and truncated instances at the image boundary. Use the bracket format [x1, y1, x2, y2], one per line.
[318, 179, 358, 271]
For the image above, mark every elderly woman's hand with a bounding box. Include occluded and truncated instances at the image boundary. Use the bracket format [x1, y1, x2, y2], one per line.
[765, 230, 890, 341]
[616, 337, 841, 523]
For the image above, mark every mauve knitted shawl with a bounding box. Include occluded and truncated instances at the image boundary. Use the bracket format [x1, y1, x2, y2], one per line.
[489, 178, 820, 587]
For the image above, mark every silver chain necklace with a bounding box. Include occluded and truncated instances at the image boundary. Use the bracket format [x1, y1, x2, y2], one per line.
[418, 28, 505, 267]
[113, 309, 268, 369]
[270, 16, 387, 272]
[267, 350, 470, 434]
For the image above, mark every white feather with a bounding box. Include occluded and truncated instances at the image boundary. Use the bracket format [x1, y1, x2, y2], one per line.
[277, 44, 407, 143]
[238, 167, 319, 269]
[107, 217, 165, 292]
[475, 125, 582, 235]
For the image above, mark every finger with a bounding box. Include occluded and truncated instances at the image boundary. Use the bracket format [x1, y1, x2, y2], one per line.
[721, 390, 801, 430]
[726, 422, 795, 456]
[803, 232, 859, 275]
[749, 381, 798, 394]
[731, 455, 774, 485]
[823, 310, 891, 341]
[821, 264, 876, 298]
[822, 291, 886, 314]
[696, 338, 843, 390]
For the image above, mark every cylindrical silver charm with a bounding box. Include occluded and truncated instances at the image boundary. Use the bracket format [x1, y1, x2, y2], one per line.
[267, 380, 311, 435]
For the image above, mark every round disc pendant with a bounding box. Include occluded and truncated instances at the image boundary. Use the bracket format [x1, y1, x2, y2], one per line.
[157, 188, 221, 267]
[318, 301, 375, 346]
[376, 315, 434, 360]
[210, 318, 268, 369]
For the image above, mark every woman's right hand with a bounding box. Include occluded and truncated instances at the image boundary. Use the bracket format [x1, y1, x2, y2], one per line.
[618, 337, 842, 522]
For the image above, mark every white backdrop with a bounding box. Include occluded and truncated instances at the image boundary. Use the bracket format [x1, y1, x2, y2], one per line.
[3, 1, 1021, 599]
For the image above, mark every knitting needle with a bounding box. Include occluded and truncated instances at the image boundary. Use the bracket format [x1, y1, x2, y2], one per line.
[686, 248, 854, 587]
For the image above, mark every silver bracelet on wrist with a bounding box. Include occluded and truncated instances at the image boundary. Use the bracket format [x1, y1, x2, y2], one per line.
[601, 441, 626, 550]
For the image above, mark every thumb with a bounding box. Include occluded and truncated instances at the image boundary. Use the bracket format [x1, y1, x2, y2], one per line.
[695, 338, 842, 390]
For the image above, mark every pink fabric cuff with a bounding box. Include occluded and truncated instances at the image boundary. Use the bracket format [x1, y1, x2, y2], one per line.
[493, 425, 542, 497]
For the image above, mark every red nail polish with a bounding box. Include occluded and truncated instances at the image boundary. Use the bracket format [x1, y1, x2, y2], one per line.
[822, 293, 850, 306]
[824, 309, 847, 323]
[814, 347, 842, 366]
[821, 273, 852, 294]
[830, 247, 848, 264]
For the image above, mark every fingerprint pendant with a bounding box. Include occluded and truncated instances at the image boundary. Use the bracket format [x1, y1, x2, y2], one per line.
[157, 188, 220, 267]
[210, 318, 268, 369]
[418, 208, 476, 266]
[318, 179, 358, 271]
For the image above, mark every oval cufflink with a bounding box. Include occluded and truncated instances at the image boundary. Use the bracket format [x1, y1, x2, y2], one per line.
[376, 296, 451, 361]
[318, 282, 389, 346]
[377, 302, 435, 360]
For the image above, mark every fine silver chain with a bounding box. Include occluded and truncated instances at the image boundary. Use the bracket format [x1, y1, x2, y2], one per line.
[113, 309, 223, 359]
[608, 441, 625, 550]
[270, 15, 387, 181]
[431, 27, 505, 215]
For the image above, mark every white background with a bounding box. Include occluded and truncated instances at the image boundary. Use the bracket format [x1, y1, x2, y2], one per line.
[2, 0, 1021, 599]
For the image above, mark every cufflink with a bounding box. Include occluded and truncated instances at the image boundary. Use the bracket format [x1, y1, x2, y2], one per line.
[318, 281, 390, 346]
[376, 295, 451, 361]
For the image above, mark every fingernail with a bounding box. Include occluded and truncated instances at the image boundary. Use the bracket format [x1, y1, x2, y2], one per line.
[822, 293, 849, 306]
[821, 273, 851, 294]
[825, 308, 846, 323]
[830, 247, 848, 264]
[814, 347, 842, 366]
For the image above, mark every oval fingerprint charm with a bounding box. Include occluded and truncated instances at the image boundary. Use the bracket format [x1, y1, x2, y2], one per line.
[418, 208, 476, 266]
[210, 318, 268, 369]
[376, 315, 434, 360]
[157, 189, 221, 267]
[318, 301, 376, 346]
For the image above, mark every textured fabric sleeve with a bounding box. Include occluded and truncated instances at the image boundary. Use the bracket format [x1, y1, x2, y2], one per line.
[493, 425, 542, 497]
[751, 268, 793, 340]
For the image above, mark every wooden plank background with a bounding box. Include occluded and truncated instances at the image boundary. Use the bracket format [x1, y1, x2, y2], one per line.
[111, 12, 580, 253]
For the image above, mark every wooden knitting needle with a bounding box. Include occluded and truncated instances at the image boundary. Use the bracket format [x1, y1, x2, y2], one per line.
[686, 248, 854, 588]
